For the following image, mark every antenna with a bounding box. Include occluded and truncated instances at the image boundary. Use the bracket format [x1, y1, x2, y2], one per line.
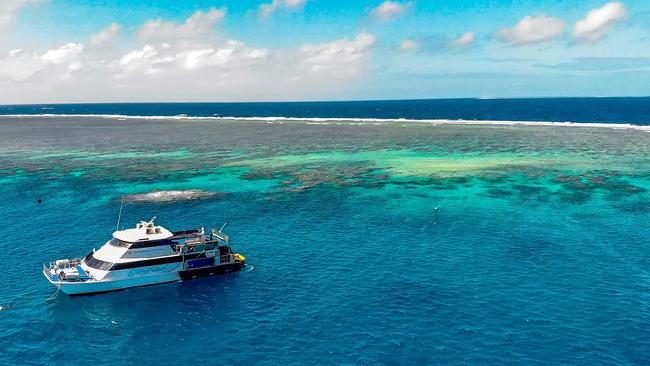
[219, 222, 227, 232]
[116, 196, 124, 231]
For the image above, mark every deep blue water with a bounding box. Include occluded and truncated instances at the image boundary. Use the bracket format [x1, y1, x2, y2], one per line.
[2, 97, 650, 124]
[1, 102, 650, 365]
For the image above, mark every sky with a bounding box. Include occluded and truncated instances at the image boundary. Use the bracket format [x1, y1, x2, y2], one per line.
[0, 0, 649, 104]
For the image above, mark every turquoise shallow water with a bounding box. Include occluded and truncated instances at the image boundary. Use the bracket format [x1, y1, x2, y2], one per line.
[1, 117, 650, 365]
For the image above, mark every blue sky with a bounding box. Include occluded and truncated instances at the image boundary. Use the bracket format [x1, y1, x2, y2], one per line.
[0, 0, 649, 103]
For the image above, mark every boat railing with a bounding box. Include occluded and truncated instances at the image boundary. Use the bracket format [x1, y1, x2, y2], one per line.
[43, 263, 59, 281]
[212, 230, 229, 243]
[43, 263, 52, 279]
[184, 237, 206, 245]
[43, 257, 83, 270]
[171, 231, 202, 240]
[172, 228, 229, 243]
[43, 257, 89, 282]
[221, 254, 240, 263]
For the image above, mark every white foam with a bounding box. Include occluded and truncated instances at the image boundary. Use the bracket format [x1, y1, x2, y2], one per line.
[1, 113, 649, 131]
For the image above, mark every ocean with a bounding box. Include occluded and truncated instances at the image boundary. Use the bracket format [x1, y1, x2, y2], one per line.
[2, 97, 650, 125]
[1, 98, 649, 365]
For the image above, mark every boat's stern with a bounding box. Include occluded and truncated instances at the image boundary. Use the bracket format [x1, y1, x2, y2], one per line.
[43, 261, 105, 295]
[43, 258, 94, 288]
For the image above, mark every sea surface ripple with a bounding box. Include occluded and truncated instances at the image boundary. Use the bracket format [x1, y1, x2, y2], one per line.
[1, 109, 650, 365]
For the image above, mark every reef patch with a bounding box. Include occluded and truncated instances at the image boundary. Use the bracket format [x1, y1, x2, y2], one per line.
[122, 190, 225, 203]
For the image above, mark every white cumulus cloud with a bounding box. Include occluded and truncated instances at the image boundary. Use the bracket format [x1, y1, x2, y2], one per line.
[135, 8, 225, 41]
[259, 0, 306, 18]
[41, 43, 84, 64]
[573, 2, 626, 43]
[370, 1, 410, 21]
[0, 8, 375, 103]
[495, 15, 565, 45]
[0, 48, 42, 80]
[450, 32, 474, 48]
[0, 42, 88, 82]
[298, 32, 375, 77]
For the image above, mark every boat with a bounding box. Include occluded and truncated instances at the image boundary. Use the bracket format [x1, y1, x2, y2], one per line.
[43, 217, 246, 295]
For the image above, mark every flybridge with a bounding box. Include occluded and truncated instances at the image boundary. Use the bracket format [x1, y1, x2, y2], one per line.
[113, 217, 173, 242]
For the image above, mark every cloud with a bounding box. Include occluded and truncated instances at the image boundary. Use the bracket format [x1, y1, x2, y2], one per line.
[450, 32, 474, 48]
[0, 48, 44, 80]
[259, 0, 306, 18]
[495, 15, 565, 45]
[298, 32, 375, 77]
[0, 43, 86, 83]
[90, 23, 121, 45]
[135, 8, 225, 41]
[41, 43, 84, 64]
[399, 39, 418, 52]
[0, 0, 39, 30]
[0, 9, 375, 103]
[114, 39, 270, 79]
[573, 2, 626, 43]
[370, 1, 410, 21]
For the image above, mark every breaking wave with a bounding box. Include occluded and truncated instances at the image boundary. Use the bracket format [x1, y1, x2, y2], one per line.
[1, 113, 650, 130]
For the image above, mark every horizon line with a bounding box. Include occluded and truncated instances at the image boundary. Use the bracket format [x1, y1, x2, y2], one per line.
[2, 95, 650, 107]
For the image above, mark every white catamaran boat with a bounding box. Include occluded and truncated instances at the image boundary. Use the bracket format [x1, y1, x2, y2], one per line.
[43, 218, 246, 295]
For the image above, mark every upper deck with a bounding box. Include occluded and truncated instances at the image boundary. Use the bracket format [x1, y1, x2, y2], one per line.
[113, 217, 173, 242]
[113, 217, 174, 243]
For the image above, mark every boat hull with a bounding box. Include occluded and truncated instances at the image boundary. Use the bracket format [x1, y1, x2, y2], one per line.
[44, 263, 244, 295]
[45, 271, 181, 295]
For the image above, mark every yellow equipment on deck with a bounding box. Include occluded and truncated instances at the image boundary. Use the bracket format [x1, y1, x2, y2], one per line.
[233, 253, 246, 263]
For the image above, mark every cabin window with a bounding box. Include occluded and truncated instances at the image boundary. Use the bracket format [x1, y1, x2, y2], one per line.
[109, 238, 174, 249]
[129, 239, 174, 249]
[84, 252, 205, 271]
[108, 238, 130, 248]
[111, 252, 204, 270]
[84, 255, 115, 271]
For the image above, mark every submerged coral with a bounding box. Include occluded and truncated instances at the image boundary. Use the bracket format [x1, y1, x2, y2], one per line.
[123, 190, 224, 203]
